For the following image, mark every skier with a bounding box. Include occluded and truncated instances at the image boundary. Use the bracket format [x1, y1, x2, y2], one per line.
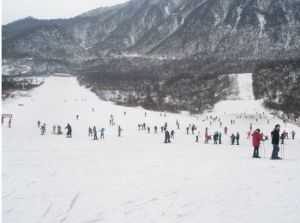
[205, 128, 209, 144]
[224, 126, 228, 135]
[186, 127, 189, 135]
[147, 127, 151, 134]
[250, 123, 253, 131]
[218, 132, 222, 144]
[154, 126, 158, 134]
[164, 122, 168, 130]
[236, 132, 240, 145]
[161, 126, 164, 133]
[41, 124, 46, 135]
[247, 131, 251, 140]
[176, 120, 180, 129]
[271, 124, 281, 160]
[213, 132, 218, 144]
[76, 115, 79, 120]
[171, 130, 175, 139]
[1, 116, 4, 125]
[100, 128, 105, 139]
[144, 112, 147, 117]
[191, 124, 196, 135]
[93, 126, 98, 140]
[8, 118, 12, 128]
[37, 120, 41, 128]
[138, 124, 141, 131]
[165, 130, 171, 143]
[65, 123, 72, 138]
[53, 125, 56, 134]
[230, 134, 236, 145]
[292, 130, 296, 140]
[57, 125, 62, 135]
[88, 127, 93, 137]
[252, 129, 263, 158]
[118, 125, 123, 137]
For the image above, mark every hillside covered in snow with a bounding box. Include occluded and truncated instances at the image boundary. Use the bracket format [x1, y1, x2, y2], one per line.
[2, 74, 300, 223]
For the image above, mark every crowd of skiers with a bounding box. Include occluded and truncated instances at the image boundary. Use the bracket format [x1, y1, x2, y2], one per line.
[37, 120, 71, 137]
[33, 107, 298, 161]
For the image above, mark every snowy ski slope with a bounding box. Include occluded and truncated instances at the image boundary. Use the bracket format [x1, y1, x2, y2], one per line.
[2, 73, 300, 223]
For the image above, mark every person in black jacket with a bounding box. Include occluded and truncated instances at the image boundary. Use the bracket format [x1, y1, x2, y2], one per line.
[165, 130, 171, 143]
[271, 124, 281, 159]
[236, 132, 240, 145]
[65, 123, 72, 138]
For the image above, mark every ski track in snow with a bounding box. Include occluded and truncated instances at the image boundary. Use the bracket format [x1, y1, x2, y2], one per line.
[2, 74, 300, 223]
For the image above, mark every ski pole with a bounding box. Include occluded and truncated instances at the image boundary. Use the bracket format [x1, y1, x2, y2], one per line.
[263, 141, 265, 158]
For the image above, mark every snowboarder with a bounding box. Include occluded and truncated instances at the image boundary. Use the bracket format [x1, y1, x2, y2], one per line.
[230, 134, 236, 145]
[252, 129, 263, 158]
[100, 128, 105, 139]
[236, 132, 240, 145]
[271, 124, 281, 159]
[165, 130, 171, 143]
[65, 123, 72, 138]
[93, 126, 98, 140]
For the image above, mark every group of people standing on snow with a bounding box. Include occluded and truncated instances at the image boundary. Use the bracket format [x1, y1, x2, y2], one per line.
[251, 124, 296, 160]
[88, 126, 105, 140]
[37, 120, 71, 137]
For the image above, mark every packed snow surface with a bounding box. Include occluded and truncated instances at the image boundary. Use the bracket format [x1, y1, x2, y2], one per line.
[2, 74, 300, 223]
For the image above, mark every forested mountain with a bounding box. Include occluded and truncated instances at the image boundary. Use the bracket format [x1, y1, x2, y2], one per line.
[2, 0, 300, 114]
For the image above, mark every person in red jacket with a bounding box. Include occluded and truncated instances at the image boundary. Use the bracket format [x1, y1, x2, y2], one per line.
[252, 129, 263, 158]
[224, 126, 228, 135]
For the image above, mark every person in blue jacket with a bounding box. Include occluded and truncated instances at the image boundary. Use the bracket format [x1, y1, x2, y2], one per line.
[100, 128, 105, 139]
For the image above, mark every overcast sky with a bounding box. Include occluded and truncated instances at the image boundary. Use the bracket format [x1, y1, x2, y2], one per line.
[2, 0, 129, 25]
